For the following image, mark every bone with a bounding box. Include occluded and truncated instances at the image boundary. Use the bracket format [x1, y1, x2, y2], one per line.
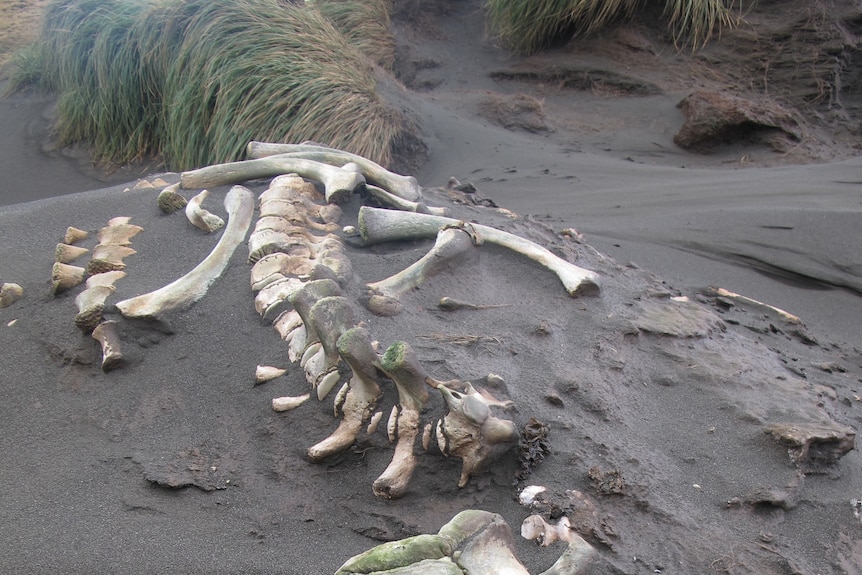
[254, 276, 306, 321]
[307, 327, 383, 461]
[437, 296, 509, 311]
[115, 186, 254, 320]
[157, 183, 188, 213]
[254, 211, 339, 234]
[363, 227, 477, 317]
[437, 383, 518, 488]
[0, 283, 23, 308]
[367, 411, 384, 435]
[334, 533, 454, 575]
[55, 243, 89, 264]
[63, 227, 89, 245]
[272, 394, 310, 412]
[366, 184, 449, 216]
[305, 295, 356, 399]
[91, 320, 124, 371]
[703, 286, 802, 324]
[185, 190, 225, 233]
[373, 341, 430, 499]
[255, 365, 287, 384]
[74, 285, 115, 333]
[97, 222, 143, 246]
[51, 263, 86, 294]
[85, 270, 127, 289]
[246, 141, 421, 202]
[247, 226, 342, 263]
[272, 309, 303, 341]
[449, 511, 531, 575]
[87, 245, 136, 274]
[180, 156, 366, 204]
[287, 324, 309, 363]
[521, 516, 598, 575]
[359, 206, 601, 297]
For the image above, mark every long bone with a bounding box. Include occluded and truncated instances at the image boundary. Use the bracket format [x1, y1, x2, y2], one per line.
[304, 295, 356, 399]
[363, 226, 477, 317]
[115, 186, 254, 320]
[307, 327, 383, 461]
[365, 184, 449, 217]
[437, 383, 518, 488]
[358, 206, 601, 297]
[180, 156, 366, 204]
[246, 141, 422, 202]
[373, 341, 430, 499]
[185, 190, 225, 233]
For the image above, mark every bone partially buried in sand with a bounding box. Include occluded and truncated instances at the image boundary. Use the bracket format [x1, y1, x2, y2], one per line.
[0, 283, 23, 308]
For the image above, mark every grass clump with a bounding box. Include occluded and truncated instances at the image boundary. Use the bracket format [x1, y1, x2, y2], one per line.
[484, 0, 741, 55]
[10, 0, 408, 170]
[314, 0, 396, 71]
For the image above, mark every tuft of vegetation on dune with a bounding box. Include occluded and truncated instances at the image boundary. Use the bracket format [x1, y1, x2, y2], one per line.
[484, 0, 742, 55]
[9, 0, 406, 170]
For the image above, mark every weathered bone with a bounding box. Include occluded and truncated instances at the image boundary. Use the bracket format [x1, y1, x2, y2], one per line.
[272, 309, 303, 340]
[91, 320, 124, 372]
[366, 184, 449, 217]
[0, 282, 23, 308]
[255, 365, 287, 384]
[363, 227, 477, 317]
[180, 156, 366, 204]
[373, 341, 430, 499]
[97, 222, 143, 246]
[74, 285, 115, 333]
[157, 183, 188, 214]
[254, 276, 306, 321]
[87, 245, 136, 274]
[254, 211, 339, 234]
[246, 141, 421, 202]
[63, 226, 89, 245]
[305, 295, 356, 399]
[247, 227, 341, 263]
[521, 515, 598, 575]
[51, 262, 86, 294]
[359, 206, 601, 297]
[85, 270, 127, 289]
[55, 243, 89, 264]
[185, 190, 225, 233]
[450, 511, 530, 575]
[437, 296, 509, 311]
[272, 394, 310, 412]
[437, 382, 518, 488]
[307, 327, 383, 461]
[116, 186, 254, 320]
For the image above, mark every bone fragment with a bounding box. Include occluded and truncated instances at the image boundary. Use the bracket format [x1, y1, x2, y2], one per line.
[521, 516, 598, 575]
[256, 365, 287, 384]
[75, 285, 115, 333]
[85, 270, 127, 289]
[366, 184, 448, 216]
[87, 245, 136, 275]
[438, 382, 518, 488]
[387, 405, 400, 442]
[55, 243, 89, 264]
[51, 263, 86, 294]
[359, 206, 601, 297]
[364, 227, 477, 316]
[373, 341, 430, 499]
[422, 423, 433, 451]
[97, 222, 143, 246]
[272, 393, 310, 412]
[181, 156, 366, 204]
[0, 283, 23, 308]
[115, 186, 254, 320]
[157, 183, 188, 213]
[246, 141, 421, 202]
[185, 190, 225, 233]
[64, 227, 89, 245]
[437, 296, 509, 311]
[91, 320, 124, 371]
[703, 286, 801, 324]
[367, 411, 383, 435]
[307, 327, 383, 461]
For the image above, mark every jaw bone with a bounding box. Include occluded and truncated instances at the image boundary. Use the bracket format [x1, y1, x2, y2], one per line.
[437, 382, 518, 488]
[180, 156, 366, 204]
[363, 226, 477, 317]
[373, 341, 430, 499]
[358, 206, 601, 297]
[245, 141, 422, 202]
[185, 190, 225, 233]
[307, 327, 383, 462]
[115, 186, 254, 320]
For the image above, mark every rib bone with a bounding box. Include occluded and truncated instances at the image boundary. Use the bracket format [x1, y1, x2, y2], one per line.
[359, 206, 600, 297]
[363, 227, 477, 317]
[116, 186, 254, 320]
[180, 156, 365, 204]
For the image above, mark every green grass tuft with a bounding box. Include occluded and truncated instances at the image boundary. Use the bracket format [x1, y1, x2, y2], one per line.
[315, 0, 396, 71]
[484, 0, 740, 54]
[11, 0, 406, 170]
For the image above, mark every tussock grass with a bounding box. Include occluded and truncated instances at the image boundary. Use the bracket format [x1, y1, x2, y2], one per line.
[11, 0, 407, 169]
[484, 0, 740, 54]
[315, 0, 396, 70]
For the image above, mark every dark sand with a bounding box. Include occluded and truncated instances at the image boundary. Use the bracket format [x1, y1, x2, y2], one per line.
[1, 1, 861, 573]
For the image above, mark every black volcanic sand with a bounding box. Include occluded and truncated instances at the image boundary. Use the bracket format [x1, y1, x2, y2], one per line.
[2, 0, 862, 573]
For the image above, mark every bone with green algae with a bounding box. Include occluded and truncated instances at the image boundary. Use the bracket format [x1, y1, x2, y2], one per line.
[185, 190, 225, 233]
[373, 341, 430, 499]
[363, 227, 477, 317]
[335, 533, 453, 575]
[115, 186, 254, 320]
[246, 141, 421, 202]
[180, 156, 366, 205]
[157, 184, 188, 214]
[307, 327, 383, 461]
[358, 206, 600, 297]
